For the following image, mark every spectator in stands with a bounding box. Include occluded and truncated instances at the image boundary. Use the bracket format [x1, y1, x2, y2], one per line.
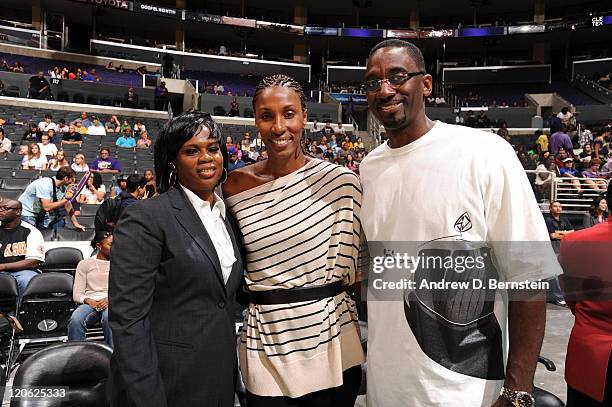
[38, 134, 58, 158]
[594, 130, 611, 159]
[545, 200, 572, 303]
[310, 119, 319, 135]
[87, 116, 106, 136]
[28, 71, 51, 100]
[0, 128, 11, 154]
[117, 64, 124, 73]
[46, 128, 58, 144]
[106, 61, 116, 71]
[465, 110, 477, 127]
[337, 141, 352, 166]
[143, 170, 156, 199]
[21, 143, 48, 170]
[12, 62, 24, 73]
[0, 198, 45, 303]
[455, 111, 465, 125]
[71, 153, 89, 172]
[535, 155, 556, 200]
[120, 119, 132, 133]
[76, 68, 83, 80]
[61, 124, 83, 146]
[90, 148, 121, 173]
[584, 195, 608, 228]
[56, 119, 69, 134]
[77, 172, 106, 204]
[535, 130, 549, 155]
[435, 95, 446, 106]
[124, 87, 139, 109]
[105, 116, 119, 133]
[578, 124, 593, 148]
[90, 69, 101, 82]
[136, 131, 152, 149]
[68, 230, 113, 347]
[557, 107, 573, 128]
[550, 124, 574, 156]
[323, 121, 334, 136]
[560, 158, 585, 195]
[241, 134, 252, 151]
[214, 81, 225, 95]
[47, 150, 70, 171]
[518, 151, 537, 170]
[228, 147, 245, 172]
[579, 143, 593, 167]
[82, 70, 94, 82]
[497, 120, 509, 140]
[38, 114, 57, 133]
[154, 81, 169, 111]
[22, 122, 42, 142]
[72, 112, 91, 128]
[228, 97, 240, 117]
[309, 144, 323, 160]
[345, 154, 358, 173]
[50, 67, 60, 79]
[116, 128, 136, 149]
[582, 158, 609, 191]
[109, 177, 127, 199]
[19, 167, 84, 230]
[226, 136, 237, 153]
[133, 120, 146, 136]
[476, 110, 491, 128]
[0, 60, 9, 71]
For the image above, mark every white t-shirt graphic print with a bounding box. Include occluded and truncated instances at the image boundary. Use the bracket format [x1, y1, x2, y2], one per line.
[360, 121, 561, 407]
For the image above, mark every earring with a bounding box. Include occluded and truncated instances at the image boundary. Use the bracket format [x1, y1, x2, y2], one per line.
[168, 162, 177, 187]
[219, 168, 228, 184]
[300, 129, 307, 154]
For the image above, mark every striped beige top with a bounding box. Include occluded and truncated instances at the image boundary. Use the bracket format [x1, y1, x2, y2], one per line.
[225, 159, 366, 398]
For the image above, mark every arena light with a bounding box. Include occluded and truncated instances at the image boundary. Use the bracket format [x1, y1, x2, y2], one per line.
[508, 25, 545, 34]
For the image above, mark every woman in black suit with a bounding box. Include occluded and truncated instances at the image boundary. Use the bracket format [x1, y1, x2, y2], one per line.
[109, 110, 244, 407]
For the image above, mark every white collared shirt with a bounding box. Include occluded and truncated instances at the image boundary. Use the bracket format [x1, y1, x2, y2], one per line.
[180, 185, 236, 284]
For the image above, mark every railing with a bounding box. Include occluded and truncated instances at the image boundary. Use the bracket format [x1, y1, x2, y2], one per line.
[553, 175, 608, 213]
[572, 73, 612, 103]
[367, 111, 383, 147]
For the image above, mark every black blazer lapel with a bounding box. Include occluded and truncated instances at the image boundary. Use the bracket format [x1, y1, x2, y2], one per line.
[223, 214, 244, 294]
[168, 187, 227, 294]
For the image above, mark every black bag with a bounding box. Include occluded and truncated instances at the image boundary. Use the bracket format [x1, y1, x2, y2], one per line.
[35, 178, 64, 229]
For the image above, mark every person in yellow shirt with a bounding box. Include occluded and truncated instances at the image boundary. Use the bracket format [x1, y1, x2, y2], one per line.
[74, 120, 88, 135]
[535, 130, 549, 155]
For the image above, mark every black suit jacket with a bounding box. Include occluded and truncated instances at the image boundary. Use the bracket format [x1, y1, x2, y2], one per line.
[108, 187, 244, 407]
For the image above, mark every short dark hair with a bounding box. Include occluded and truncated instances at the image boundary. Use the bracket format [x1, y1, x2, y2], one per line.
[56, 167, 75, 180]
[126, 174, 146, 193]
[368, 39, 426, 72]
[100, 147, 111, 154]
[91, 230, 111, 248]
[154, 110, 226, 194]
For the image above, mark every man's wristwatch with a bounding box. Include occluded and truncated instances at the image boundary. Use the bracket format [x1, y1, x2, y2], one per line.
[500, 386, 535, 407]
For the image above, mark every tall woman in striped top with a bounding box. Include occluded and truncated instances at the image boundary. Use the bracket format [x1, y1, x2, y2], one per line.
[223, 74, 365, 407]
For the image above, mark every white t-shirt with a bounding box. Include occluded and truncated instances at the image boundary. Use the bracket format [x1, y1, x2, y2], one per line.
[38, 121, 57, 133]
[360, 121, 561, 407]
[71, 163, 90, 172]
[556, 111, 572, 123]
[79, 184, 106, 204]
[38, 142, 58, 157]
[22, 155, 48, 170]
[87, 124, 107, 136]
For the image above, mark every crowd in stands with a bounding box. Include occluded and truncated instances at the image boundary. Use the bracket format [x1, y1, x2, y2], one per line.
[225, 120, 365, 175]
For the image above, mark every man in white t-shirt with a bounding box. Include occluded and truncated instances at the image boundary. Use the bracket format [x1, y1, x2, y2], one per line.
[360, 39, 561, 407]
[38, 113, 57, 133]
[87, 116, 107, 136]
[556, 107, 573, 127]
[38, 134, 58, 157]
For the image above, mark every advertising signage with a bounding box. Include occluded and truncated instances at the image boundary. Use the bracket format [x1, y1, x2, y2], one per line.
[222, 16, 257, 28]
[385, 29, 419, 39]
[72, 0, 128, 9]
[304, 27, 338, 36]
[340, 28, 384, 38]
[186, 11, 222, 24]
[134, 2, 181, 19]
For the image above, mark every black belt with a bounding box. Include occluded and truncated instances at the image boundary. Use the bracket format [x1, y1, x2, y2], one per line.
[248, 281, 344, 305]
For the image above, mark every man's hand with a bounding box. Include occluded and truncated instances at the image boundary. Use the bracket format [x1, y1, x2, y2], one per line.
[97, 298, 109, 311]
[73, 223, 86, 232]
[84, 298, 99, 309]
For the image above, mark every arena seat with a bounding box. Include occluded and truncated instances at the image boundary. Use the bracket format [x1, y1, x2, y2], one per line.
[39, 228, 56, 242]
[1, 178, 30, 191]
[42, 247, 83, 275]
[79, 204, 100, 217]
[11, 342, 112, 407]
[17, 272, 75, 340]
[72, 94, 85, 104]
[0, 274, 19, 376]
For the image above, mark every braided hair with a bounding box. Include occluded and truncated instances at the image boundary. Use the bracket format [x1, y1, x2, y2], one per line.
[252, 74, 307, 112]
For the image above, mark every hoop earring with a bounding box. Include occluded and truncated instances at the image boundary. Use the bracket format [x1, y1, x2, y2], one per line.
[300, 129, 307, 154]
[219, 168, 228, 185]
[168, 162, 177, 187]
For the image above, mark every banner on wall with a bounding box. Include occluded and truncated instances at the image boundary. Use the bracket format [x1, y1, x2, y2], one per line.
[72, 0, 129, 9]
[186, 11, 222, 24]
[222, 16, 257, 28]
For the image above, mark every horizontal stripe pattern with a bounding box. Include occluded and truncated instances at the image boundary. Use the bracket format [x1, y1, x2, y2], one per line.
[226, 159, 366, 397]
